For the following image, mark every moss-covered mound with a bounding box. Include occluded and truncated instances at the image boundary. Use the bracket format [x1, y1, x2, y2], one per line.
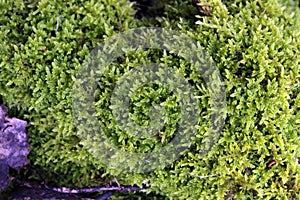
[0, 0, 299, 199]
[0, 0, 137, 187]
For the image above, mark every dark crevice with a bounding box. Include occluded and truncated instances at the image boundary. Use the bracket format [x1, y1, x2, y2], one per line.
[129, 0, 167, 18]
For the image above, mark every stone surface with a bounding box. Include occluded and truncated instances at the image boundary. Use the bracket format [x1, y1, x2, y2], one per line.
[0, 105, 30, 191]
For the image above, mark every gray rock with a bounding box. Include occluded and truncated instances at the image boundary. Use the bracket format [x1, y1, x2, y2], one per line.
[0, 105, 30, 191]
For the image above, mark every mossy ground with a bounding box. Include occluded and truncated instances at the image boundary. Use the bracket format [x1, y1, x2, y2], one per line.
[0, 0, 300, 199]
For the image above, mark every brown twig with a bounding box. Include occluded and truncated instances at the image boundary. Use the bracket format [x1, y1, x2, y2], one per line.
[46, 185, 142, 193]
[12, 177, 143, 194]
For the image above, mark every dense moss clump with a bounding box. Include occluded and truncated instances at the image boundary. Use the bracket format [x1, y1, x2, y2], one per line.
[0, 0, 137, 188]
[0, 0, 299, 199]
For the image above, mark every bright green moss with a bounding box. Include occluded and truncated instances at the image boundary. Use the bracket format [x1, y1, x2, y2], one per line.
[0, 0, 138, 187]
[124, 0, 300, 199]
[0, 0, 299, 199]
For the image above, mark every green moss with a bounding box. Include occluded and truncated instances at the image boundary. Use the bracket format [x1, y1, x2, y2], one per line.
[0, 0, 299, 199]
[125, 0, 300, 199]
[0, 0, 137, 187]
